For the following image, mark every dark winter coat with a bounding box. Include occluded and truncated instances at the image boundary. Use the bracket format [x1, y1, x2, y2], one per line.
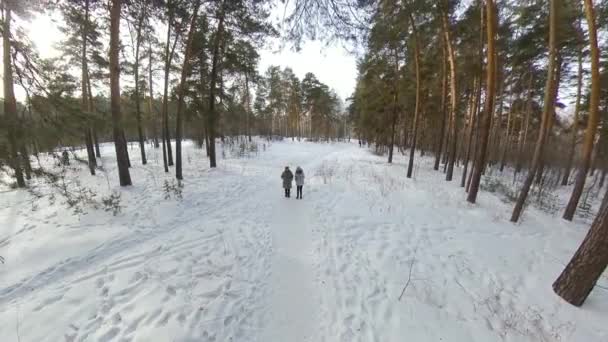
[295, 167, 305, 186]
[281, 169, 294, 189]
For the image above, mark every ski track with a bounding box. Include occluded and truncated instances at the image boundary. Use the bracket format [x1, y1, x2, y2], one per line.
[1, 140, 607, 341]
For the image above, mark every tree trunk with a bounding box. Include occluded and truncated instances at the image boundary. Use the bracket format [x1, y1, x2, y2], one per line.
[511, 0, 558, 222]
[407, 13, 421, 179]
[20, 144, 32, 180]
[82, 0, 96, 175]
[442, 8, 458, 181]
[388, 97, 397, 164]
[461, 79, 479, 187]
[434, 40, 448, 171]
[175, 1, 201, 180]
[536, 55, 562, 185]
[498, 93, 513, 173]
[85, 129, 96, 175]
[92, 128, 101, 157]
[122, 130, 131, 167]
[162, 3, 178, 168]
[109, 0, 131, 186]
[467, 0, 496, 203]
[463, 6, 484, 188]
[246, 70, 252, 142]
[2, 5, 25, 188]
[562, 53, 582, 186]
[388, 47, 399, 165]
[85, 69, 101, 159]
[208, 1, 226, 168]
[563, 2, 600, 221]
[161, 124, 169, 172]
[515, 76, 533, 174]
[147, 33, 160, 150]
[553, 189, 608, 306]
[134, 8, 147, 165]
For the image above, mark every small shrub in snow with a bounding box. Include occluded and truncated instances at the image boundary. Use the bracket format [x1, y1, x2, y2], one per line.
[163, 179, 184, 200]
[315, 161, 336, 184]
[249, 142, 258, 154]
[223, 139, 260, 159]
[481, 175, 562, 215]
[480, 177, 518, 202]
[101, 192, 123, 216]
[531, 186, 560, 215]
[0, 255, 4, 264]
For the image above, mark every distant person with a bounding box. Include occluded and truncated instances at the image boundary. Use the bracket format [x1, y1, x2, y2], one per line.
[281, 166, 294, 198]
[295, 166, 305, 199]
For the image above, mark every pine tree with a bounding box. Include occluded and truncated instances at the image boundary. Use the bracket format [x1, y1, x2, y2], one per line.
[467, 0, 497, 203]
[511, 0, 559, 222]
[563, 0, 601, 221]
[2, 1, 26, 187]
[109, 0, 131, 186]
[175, 0, 201, 180]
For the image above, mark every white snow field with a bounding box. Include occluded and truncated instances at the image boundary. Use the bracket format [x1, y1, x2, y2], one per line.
[1, 139, 607, 342]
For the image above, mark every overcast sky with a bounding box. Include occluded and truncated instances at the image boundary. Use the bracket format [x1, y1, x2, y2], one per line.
[1, 4, 357, 103]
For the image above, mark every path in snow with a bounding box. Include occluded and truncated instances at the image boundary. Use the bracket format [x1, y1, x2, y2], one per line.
[264, 171, 317, 342]
[1, 140, 607, 342]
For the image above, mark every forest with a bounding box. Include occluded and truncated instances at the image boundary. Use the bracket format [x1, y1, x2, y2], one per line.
[1, 0, 608, 339]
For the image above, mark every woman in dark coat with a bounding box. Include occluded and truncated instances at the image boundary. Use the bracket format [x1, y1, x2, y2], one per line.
[281, 166, 294, 198]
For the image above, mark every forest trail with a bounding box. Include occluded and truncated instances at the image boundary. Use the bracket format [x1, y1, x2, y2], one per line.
[1, 140, 607, 342]
[263, 177, 318, 342]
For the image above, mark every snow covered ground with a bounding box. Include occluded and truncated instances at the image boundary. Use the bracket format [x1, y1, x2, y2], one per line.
[0, 139, 607, 342]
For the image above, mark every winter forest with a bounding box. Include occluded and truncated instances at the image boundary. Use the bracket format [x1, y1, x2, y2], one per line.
[1, 0, 608, 341]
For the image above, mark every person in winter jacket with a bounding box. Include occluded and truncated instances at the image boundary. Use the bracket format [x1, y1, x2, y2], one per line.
[295, 166, 305, 199]
[281, 166, 294, 198]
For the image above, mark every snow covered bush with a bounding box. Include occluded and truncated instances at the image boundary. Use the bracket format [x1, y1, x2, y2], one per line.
[101, 192, 123, 216]
[163, 179, 184, 200]
[315, 161, 336, 184]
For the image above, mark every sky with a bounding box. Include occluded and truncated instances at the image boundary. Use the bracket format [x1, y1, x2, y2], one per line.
[1, 5, 358, 103]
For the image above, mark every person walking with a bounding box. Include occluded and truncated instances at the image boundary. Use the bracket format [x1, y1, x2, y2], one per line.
[295, 166, 305, 199]
[281, 166, 294, 198]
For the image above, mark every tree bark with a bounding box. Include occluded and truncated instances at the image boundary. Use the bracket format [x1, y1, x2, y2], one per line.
[134, 7, 147, 165]
[92, 128, 101, 157]
[110, 0, 132, 186]
[175, 1, 201, 180]
[388, 48, 399, 165]
[563, 1, 600, 221]
[147, 33, 159, 150]
[162, 2, 178, 168]
[85, 129, 96, 175]
[515, 76, 533, 174]
[85, 69, 101, 158]
[461, 79, 479, 188]
[246, 70, 252, 142]
[499, 92, 513, 173]
[467, 0, 497, 204]
[434, 38, 448, 171]
[462, 3, 484, 188]
[208, 1, 226, 168]
[20, 144, 32, 180]
[442, 7, 459, 181]
[81, 0, 96, 175]
[562, 49, 583, 186]
[553, 189, 608, 306]
[2, 5, 25, 187]
[510, 0, 558, 222]
[407, 13, 421, 179]
[122, 130, 131, 167]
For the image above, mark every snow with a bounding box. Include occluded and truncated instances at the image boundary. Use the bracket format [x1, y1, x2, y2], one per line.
[1, 139, 607, 342]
